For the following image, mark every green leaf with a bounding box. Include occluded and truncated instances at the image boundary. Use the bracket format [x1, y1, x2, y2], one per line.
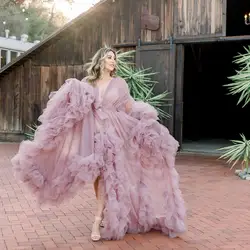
[224, 45, 250, 107]
[116, 50, 171, 119]
[218, 134, 250, 170]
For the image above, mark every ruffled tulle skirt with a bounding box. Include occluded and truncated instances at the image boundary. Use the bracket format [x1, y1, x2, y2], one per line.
[11, 79, 186, 240]
[12, 116, 186, 240]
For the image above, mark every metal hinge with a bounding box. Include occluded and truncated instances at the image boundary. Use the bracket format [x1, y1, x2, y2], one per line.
[169, 36, 174, 49]
[137, 38, 141, 48]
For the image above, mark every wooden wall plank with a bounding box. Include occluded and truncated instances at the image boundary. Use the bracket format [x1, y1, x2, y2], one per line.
[4, 74, 10, 131]
[31, 66, 41, 123]
[57, 66, 67, 88]
[23, 60, 32, 132]
[174, 0, 224, 37]
[40, 66, 50, 110]
[0, 78, 4, 131]
[12, 68, 19, 131]
[174, 44, 184, 146]
[136, 44, 175, 132]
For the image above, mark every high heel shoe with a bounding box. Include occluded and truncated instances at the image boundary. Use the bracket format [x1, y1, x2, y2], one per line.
[91, 216, 102, 242]
[100, 220, 104, 228]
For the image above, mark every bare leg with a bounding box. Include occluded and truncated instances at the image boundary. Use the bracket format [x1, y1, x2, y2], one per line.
[91, 176, 105, 241]
[94, 177, 104, 228]
[94, 176, 99, 198]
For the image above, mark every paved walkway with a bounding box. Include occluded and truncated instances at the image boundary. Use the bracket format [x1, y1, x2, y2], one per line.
[0, 144, 249, 250]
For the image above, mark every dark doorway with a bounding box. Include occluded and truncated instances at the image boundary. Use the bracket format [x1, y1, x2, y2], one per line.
[227, 0, 250, 36]
[183, 41, 250, 148]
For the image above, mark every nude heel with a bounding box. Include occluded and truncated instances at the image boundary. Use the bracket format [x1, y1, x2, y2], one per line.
[91, 216, 102, 241]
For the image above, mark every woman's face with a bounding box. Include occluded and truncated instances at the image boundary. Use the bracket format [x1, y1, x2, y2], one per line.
[103, 51, 116, 73]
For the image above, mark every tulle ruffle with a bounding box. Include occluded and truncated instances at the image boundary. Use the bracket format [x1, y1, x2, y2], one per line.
[11, 78, 97, 204]
[11, 78, 186, 240]
[35, 78, 95, 149]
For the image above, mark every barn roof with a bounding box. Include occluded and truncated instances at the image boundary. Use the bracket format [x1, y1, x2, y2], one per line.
[0, 0, 108, 75]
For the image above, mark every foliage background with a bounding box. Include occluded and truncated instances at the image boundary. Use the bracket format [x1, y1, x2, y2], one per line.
[0, 0, 70, 41]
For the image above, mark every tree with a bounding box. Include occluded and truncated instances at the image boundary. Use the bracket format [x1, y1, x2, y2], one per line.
[2, 0, 74, 7]
[0, 0, 29, 37]
[0, 0, 70, 41]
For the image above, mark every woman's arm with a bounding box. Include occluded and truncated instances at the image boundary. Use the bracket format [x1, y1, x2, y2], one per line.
[118, 78, 134, 114]
[119, 78, 158, 121]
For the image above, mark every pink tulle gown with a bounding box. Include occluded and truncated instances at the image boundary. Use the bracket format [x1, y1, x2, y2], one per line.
[11, 77, 186, 240]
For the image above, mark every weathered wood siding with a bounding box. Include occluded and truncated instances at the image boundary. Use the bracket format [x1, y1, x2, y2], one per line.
[0, 0, 173, 138]
[0, 66, 23, 141]
[33, 0, 173, 66]
[0, 63, 90, 139]
[174, 0, 226, 37]
[39, 65, 86, 110]
[140, 0, 174, 42]
[0, 45, 136, 140]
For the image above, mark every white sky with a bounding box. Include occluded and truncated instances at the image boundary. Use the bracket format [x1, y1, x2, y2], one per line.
[54, 0, 100, 20]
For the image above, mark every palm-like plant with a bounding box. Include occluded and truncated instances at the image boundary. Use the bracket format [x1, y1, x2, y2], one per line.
[218, 134, 250, 173]
[24, 123, 38, 140]
[218, 46, 250, 177]
[25, 50, 172, 140]
[116, 50, 171, 120]
[224, 46, 250, 107]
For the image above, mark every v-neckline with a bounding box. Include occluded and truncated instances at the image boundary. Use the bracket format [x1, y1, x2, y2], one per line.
[96, 77, 114, 103]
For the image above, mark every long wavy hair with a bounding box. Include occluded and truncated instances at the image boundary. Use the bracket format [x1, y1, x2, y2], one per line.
[84, 46, 117, 85]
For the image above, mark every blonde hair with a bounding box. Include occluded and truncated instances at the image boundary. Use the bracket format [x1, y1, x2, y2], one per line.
[84, 46, 117, 85]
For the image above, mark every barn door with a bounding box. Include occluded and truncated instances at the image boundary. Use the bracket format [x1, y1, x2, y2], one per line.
[136, 44, 176, 135]
[174, 44, 184, 148]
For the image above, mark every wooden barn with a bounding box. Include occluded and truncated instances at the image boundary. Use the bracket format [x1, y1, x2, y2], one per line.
[1, 0, 250, 151]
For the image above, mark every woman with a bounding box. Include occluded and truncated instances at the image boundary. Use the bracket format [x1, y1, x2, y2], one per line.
[11, 47, 186, 241]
